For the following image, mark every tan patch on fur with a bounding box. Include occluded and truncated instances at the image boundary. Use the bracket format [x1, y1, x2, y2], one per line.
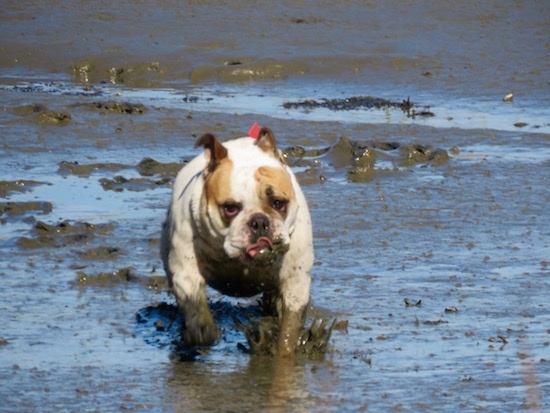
[204, 158, 235, 224]
[255, 166, 295, 214]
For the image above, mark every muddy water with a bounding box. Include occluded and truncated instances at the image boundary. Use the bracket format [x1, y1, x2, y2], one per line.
[1, 1, 549, 412]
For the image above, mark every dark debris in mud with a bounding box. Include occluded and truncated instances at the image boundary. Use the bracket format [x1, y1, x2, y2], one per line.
[87, 101, 148, 115]
[283, 96, 435, 118]
[404, 298, 422, 307]
[181, 94, 214, 104]
[3, 82, 106, 97]
[290, 17, 325, 24]
[77, 246, 121, 260]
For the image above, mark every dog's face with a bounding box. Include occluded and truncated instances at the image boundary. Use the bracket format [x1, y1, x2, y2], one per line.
[197, 128, 297, 266]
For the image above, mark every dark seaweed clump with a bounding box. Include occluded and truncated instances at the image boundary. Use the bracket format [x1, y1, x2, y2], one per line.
[283, 96, 435, 118]
[2, 82, 105, 96]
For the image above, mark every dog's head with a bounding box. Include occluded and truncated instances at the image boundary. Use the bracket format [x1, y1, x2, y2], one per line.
[196, 127, 297, 266]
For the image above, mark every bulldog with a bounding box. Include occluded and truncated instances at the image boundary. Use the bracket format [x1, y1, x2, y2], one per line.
[160, 126, 313, 356]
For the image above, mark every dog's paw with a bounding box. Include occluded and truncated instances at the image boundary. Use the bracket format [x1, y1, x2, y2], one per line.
[183, 323, 221, 347]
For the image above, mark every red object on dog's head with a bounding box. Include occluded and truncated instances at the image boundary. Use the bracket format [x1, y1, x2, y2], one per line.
[248, 122, 261, 139]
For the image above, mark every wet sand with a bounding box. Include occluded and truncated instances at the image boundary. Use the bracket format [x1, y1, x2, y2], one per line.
[1, 1, 549, 412]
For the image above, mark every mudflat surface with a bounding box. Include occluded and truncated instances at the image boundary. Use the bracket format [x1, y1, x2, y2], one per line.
[1, 1, 549, 412]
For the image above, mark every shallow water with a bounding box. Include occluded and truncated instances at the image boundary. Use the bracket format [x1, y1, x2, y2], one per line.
[1, 1, 549, 412]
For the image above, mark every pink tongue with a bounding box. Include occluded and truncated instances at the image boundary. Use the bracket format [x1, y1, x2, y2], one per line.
[245, 237, 273, 258]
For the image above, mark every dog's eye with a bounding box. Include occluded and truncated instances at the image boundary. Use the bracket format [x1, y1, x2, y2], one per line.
[222, 203, 241, 218]
[271, 199, 288, 213]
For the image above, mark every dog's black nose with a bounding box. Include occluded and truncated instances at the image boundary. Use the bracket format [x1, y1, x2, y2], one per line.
[247, 214, 270, 236]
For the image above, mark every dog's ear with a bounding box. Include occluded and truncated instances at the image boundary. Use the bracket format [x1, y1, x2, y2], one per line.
[256, 127, 286, 164]
[195, 133, 228, 173]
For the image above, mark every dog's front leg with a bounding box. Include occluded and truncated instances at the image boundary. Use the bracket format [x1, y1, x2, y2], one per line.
[278, 304, 306, 357]
[166, 227, 220, 347]
[171, 269, 220, 346]
[178, 285, 220, 347]
[277, 274, 311, 357]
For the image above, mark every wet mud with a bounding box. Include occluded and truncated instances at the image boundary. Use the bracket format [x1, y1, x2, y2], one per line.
[0, 180, 49, 197]
[6, 102, 74, 125]
[285, 136, 449, 183]
[75, 267, 166, 292]
[135, 158, 183, 178]
[1, 1, 549, 412]
[99, 175, 170, 192]
[0, 201, 53, 218]
[84, 101, 148, 115]
[16, 220, 115, 249]
[55, 158, 181, 191]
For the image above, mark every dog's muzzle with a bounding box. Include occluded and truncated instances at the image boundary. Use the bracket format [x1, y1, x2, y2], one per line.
[245, 213, 274, 259]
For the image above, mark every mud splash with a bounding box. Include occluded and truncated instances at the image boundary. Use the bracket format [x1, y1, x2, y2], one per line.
[136, 301, 335, 360]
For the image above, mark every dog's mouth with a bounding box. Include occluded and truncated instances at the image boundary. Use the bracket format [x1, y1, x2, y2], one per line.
[244, 236, 289, 266]
[245, 236, 273, 259]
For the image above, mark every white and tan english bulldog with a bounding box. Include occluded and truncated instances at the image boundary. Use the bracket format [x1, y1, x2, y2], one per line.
[160, 126, 313, 356]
